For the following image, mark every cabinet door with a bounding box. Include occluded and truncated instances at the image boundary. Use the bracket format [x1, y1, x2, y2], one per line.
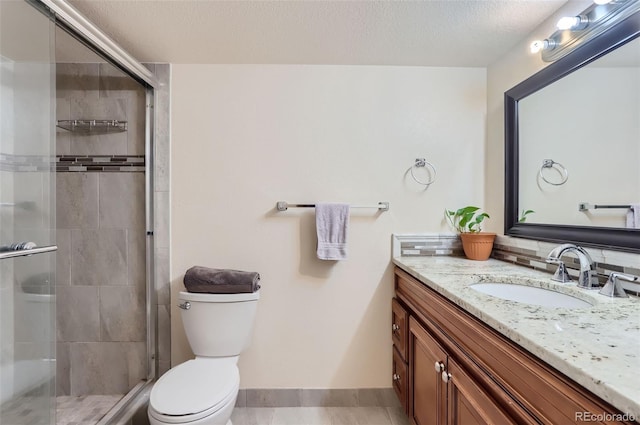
[409, 317, 447, 425]
[446, 357, 515, 425]
[392, 298, 409, 360]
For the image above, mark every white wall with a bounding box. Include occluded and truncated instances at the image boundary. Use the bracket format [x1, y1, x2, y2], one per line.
[170, 64, 486, 388]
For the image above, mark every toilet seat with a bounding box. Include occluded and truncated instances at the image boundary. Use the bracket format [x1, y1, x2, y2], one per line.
[149, 359, 239, 424]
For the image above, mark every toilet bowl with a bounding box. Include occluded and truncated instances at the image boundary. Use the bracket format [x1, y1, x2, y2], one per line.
[148, 358, 239, 425]
[148, 290, 259, 425]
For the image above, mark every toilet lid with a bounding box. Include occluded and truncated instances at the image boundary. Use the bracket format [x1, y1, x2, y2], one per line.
[150, 359, 239, 417]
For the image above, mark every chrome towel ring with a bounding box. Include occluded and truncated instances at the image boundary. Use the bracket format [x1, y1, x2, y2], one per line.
[410, 158, 437, 187]
[539, 159, 568, 186]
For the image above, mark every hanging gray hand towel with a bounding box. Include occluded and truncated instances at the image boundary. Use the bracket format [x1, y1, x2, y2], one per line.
[626, 204, 640, 229]
[316, 203, 350, 260]
[184, 266, 261, 294]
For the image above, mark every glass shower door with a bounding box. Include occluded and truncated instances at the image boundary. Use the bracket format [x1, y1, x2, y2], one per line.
[0, 1, 56, 424]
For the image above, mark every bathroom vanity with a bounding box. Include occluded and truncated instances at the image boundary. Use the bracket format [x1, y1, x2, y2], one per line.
[391, 256, 639, 425]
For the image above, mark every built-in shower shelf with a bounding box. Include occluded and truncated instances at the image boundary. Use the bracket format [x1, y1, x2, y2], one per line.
[57, 119, 128, 133]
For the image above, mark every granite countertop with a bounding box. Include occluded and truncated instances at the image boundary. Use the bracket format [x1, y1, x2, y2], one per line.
[393, 256, 640, 418]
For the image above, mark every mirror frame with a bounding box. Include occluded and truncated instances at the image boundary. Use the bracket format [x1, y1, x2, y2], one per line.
[505, 12, 640, 252]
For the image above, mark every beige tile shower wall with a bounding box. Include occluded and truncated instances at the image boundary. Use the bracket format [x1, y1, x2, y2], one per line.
[171, 65, 486, 388]
[56, 63, 146, 156]
[55, 63, 147, 396]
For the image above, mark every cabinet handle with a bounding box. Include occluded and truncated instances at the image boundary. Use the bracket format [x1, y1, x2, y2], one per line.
[434, 361, 445, 373]
[393, 373, 401, 382]
[392, 323, 400, 332]
[441, 371, 451, 383]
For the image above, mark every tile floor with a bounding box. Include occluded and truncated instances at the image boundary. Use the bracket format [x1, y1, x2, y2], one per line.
[56, 395, 123, 425]
[49, 397, 412, 425]
[1, 396, 49, 425]
[229, 406, 410, 425]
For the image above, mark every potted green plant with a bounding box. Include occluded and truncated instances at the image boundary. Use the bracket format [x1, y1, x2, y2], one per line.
[445, 206, 496, 261]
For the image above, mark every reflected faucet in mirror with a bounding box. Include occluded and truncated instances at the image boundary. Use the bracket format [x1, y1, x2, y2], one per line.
[546, 244, 600, 290]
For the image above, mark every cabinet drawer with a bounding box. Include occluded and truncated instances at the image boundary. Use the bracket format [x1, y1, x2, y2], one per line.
[392, 298, 408, 361]
[392, 346, 408, 414]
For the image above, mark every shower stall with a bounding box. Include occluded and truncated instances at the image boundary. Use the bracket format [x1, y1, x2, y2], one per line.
[1, 1, 170, 424]
[54, 29, 151, 424]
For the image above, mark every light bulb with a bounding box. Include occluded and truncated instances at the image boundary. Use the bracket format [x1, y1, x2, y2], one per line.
[529, 39, 555, 54]
[557, 16, 581, 29]
[530, 40, 546, 54]
[594, 0, 612, 4]
[557, 15, 589, 30]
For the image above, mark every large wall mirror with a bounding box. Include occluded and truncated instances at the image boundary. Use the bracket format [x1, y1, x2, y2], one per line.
[505, 11, 640, 252]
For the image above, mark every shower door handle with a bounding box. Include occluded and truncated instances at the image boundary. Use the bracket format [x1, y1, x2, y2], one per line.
[0, 243, 57, 260]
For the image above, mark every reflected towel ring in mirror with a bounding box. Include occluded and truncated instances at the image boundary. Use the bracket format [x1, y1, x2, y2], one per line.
[410, 158, 437, 187]
[539, 159, 569, 186]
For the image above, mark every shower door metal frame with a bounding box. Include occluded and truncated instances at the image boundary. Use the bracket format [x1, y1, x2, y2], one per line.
[34, 0, 160, 420]
[35, 0, 158, 88]
[145, 86, 156, 383]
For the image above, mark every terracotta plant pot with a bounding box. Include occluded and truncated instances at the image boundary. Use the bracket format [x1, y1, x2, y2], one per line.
[459, 232, 496, 261]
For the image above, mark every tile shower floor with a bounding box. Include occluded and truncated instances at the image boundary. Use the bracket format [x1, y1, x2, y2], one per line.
[56, 395, 123, 425]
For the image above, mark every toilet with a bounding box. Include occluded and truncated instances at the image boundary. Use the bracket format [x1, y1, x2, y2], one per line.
[148, 290, 260, 425]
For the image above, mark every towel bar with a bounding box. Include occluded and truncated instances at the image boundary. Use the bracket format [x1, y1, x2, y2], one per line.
[579, 203, 632, 211]
[0, 244, 57, 260]
[276, 201, 389, 212]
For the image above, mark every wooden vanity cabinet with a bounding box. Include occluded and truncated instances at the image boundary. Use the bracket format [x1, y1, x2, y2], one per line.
[393, 267, 636, 425]
[391, 298, 409, 412]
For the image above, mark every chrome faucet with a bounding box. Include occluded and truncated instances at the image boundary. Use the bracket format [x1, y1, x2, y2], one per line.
[546, 244, 600, 289]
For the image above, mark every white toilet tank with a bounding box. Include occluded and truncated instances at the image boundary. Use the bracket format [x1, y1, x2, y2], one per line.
[178, 291, 259, 357]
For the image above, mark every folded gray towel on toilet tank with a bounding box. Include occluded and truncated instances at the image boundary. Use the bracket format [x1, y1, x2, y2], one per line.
[184, 266, 261, 293]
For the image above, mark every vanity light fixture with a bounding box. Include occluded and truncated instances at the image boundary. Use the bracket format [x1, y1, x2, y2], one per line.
[531, 0, 640, 62]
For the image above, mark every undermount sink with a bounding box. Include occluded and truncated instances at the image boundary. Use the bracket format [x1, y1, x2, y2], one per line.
[470, 282, 593, 309]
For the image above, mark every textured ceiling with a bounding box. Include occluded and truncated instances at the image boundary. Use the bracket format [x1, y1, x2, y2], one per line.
[65, 0, 569, 67]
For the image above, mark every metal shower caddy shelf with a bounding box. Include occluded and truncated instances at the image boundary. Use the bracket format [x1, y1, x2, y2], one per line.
[57, 119, 128, 133]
